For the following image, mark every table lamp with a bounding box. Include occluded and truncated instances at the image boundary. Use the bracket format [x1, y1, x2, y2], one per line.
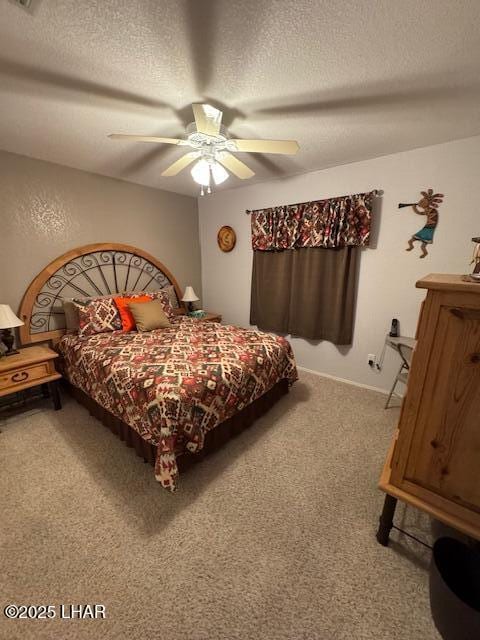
[0, 305, 24, 356]
[181, 286, 199, 314]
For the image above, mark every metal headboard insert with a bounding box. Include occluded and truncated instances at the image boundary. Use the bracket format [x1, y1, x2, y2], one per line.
[18, 243, 183, 345]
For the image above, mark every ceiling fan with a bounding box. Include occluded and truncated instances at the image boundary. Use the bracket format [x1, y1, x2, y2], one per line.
[109, 103, 299, 194]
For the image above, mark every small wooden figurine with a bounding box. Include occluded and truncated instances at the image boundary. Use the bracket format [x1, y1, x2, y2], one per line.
[398, 189, 444, 258]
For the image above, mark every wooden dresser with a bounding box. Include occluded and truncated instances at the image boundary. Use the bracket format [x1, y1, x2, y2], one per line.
[377, 274, 480, 545]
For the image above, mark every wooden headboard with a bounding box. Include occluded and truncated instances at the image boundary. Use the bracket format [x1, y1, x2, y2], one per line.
[18, 243, 183, 345]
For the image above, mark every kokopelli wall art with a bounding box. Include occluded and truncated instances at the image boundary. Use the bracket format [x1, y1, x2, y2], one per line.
[398, 189, 444, 258]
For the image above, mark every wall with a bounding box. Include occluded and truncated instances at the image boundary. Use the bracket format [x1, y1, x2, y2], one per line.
[0, 150, 201, 314]
[199, 135, 480, 391]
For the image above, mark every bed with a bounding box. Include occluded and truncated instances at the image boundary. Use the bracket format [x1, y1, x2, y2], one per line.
[18, 243, 297, 491]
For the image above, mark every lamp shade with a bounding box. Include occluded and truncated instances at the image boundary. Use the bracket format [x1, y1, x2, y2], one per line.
[191, 159, 211, 187]
[211, 162, 229, 185]
[181, 286, 199, 303]
[0, 305, 24, 329]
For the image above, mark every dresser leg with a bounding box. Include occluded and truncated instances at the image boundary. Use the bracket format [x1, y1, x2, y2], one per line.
[48, 381, 62, 411]
[376, 494, 397, 546]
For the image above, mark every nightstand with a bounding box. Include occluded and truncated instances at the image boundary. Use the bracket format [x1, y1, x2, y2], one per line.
[0, 345, 62, 410]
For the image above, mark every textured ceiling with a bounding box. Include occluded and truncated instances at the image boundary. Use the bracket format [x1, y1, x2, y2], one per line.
[1, 0, 480, 196]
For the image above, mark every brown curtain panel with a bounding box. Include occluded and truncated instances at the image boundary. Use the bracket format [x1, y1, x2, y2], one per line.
[249, 191, 375, 345]
[250, 247, 359, 345]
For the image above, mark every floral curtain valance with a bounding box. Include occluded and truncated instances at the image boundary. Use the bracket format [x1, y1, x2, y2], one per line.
[249, 191, 375, 251]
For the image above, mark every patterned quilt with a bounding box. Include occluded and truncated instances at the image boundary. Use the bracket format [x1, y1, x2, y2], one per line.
[58, 317, 297, 491]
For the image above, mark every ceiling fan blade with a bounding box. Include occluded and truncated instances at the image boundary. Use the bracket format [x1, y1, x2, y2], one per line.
[192, 103, 223, 136]
[231, 139, 299, 155]
[108, 134, 183, 145]
[161, 152, 200, 177]
[217, 152, 254, 179]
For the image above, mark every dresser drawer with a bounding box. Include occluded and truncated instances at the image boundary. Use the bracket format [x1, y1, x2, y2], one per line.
[0, 363, 50, 390]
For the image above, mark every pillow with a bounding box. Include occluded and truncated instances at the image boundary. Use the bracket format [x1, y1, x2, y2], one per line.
[62, 300, 80, 331]
[122, 284, 179, 310]
[162, 284, 180, 309]
[150, 289, 176, 318]
[73, 297, 123, 337]
[126, 289, 176, 319]
[114, 295, 151, 331]
[128, 299, 172, 332]
[63, 293, 121, 332]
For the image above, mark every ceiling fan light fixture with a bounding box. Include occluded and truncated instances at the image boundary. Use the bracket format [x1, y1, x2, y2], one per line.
[191, 159, 211, 186]
[211, 161, 229, 185]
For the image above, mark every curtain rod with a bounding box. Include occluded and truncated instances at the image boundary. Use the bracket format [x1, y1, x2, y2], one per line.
[245, 189, 383, 214]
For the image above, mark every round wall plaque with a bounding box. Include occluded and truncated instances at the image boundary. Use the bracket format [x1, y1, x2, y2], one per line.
[217, 225, 236, 252]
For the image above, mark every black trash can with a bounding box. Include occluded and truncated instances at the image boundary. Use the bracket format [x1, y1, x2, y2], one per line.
[430, 537, 480, 640]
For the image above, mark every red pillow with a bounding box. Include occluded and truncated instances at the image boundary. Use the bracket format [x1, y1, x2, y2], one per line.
[114, 296, 151, 331]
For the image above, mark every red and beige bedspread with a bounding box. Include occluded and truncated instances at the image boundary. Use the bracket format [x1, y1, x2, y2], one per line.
[58, 317, 297, 491]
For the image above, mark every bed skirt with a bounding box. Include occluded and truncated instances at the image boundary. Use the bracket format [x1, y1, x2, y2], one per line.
[67, 379, 289, 473]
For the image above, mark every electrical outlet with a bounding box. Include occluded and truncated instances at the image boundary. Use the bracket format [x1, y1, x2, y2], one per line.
[367, 353, 377, 367]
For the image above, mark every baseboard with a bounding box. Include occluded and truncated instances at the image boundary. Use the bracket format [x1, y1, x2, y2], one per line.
[297, 365, 389, 396]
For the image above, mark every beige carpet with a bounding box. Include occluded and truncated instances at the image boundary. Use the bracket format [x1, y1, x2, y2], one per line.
[0, 372, 440, 640]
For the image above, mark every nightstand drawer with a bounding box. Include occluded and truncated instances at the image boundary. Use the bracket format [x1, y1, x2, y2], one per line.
[0, 363, 50, 390]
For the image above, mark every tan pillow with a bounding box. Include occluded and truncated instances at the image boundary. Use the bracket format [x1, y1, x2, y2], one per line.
[128, 299, 172, 332]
